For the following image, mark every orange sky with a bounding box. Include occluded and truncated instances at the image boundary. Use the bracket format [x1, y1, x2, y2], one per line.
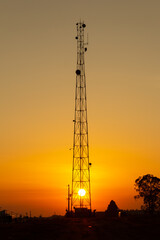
[0, 0, 160, 216]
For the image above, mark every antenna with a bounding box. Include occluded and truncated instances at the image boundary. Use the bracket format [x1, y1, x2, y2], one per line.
[87, 33, 89, 45]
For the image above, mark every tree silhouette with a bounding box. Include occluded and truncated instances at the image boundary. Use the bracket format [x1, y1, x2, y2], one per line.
[134, 174, 160, 214]
[106, 200, 119, 217]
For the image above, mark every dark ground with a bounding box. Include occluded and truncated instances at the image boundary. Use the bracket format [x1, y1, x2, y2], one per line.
[0, 215, 160, 240]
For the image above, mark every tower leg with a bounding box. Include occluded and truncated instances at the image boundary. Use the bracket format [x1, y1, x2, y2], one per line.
[68, 184, 70, 212]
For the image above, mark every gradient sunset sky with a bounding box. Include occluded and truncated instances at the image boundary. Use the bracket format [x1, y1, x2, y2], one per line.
[0, 0, 160, 216]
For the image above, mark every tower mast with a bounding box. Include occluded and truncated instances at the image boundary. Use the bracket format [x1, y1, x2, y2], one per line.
[71, 21, 91, 211]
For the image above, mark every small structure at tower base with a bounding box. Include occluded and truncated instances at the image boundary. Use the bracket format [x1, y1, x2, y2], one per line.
[74, 208, 92, 217]
[66, 208, 95, 218]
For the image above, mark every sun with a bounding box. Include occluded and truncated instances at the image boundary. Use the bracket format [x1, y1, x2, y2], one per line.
[78, 189, 86, 197]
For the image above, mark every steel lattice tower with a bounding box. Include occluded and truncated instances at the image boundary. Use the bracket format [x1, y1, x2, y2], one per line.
[71, 21, 91, 211]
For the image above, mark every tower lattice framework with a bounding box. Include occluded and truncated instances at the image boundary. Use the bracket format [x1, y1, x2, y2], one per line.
[71, 21, 91, 210]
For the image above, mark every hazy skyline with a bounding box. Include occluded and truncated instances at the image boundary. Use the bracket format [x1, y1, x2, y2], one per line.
[0, 0, 160, 216]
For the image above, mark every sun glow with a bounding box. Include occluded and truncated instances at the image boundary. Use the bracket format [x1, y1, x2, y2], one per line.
[78, 189, 86, 197]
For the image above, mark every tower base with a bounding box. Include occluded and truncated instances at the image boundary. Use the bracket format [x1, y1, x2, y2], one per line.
[65, 208, 94, 218]
[74, 208, 92, 217]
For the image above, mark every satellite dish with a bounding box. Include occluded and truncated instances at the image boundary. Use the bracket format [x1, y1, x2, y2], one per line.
[76, 70, 81, 75]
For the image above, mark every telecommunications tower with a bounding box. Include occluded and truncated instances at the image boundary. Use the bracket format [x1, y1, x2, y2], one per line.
[71, 21, 91, 212]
